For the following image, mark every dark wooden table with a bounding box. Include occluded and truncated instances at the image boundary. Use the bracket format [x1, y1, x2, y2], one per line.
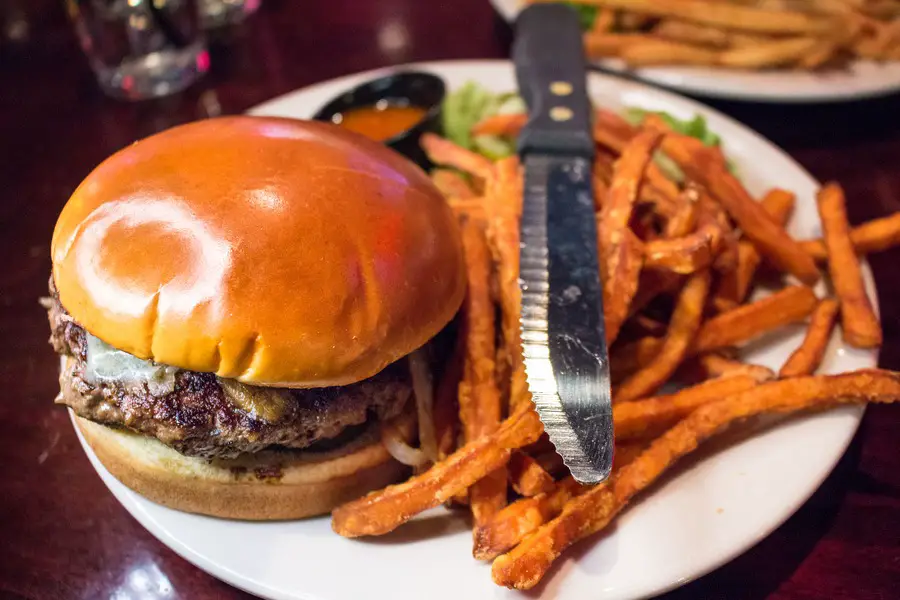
[2, 1, 900, 598]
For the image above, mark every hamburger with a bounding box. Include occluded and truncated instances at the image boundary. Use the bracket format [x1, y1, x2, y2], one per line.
[46, 116, 466, 520]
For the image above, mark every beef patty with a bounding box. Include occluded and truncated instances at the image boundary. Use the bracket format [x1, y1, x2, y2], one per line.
[47, 284, 411, 459]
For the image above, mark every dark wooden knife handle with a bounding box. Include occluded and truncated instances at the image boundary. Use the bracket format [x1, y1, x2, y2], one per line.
[513, 4, 594, 158]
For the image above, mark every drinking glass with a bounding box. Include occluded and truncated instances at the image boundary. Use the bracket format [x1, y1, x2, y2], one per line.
[67, 0, 209, 100]
[200, 0, 260, 28]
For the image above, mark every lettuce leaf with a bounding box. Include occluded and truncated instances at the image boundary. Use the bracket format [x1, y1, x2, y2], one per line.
[566, 3, 597, 30]
[441, 81, 522, 159]
[624, 108, 737, 178]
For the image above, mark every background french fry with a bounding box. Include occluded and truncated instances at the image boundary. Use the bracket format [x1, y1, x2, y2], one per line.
[621, 39, 720, 66]
[539, 0, 835, 34]
[718, 37, 820, 69]
[540, 0, 900, 70]
[653, 19, 733, 48]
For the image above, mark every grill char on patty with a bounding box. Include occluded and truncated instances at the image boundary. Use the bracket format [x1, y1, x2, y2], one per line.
[47, 284, 411, 460]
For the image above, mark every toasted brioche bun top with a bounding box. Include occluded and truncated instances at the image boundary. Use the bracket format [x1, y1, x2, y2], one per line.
[52, 116, 465, 387]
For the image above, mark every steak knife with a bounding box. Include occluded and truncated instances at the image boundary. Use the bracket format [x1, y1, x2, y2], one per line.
[513, 4, 613, 484]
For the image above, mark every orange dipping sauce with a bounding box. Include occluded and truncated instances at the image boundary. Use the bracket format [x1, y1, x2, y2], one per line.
[335, 103, 427, 142]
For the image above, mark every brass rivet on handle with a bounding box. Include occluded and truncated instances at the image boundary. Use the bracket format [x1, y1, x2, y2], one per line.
[550, 106, 573, 122]
[550, 81, 573, 96]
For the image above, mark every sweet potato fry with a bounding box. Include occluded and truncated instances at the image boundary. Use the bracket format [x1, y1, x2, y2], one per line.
[471, 113, 527, 138]
[663, 194, 699, 238]
[421, 132, 494, 180]
[475, 443, 645, 561]
[474, 476, 584, 561]
[629, 269, 683, 317]
[693, 285, 818, 354]
[469, 468, 508, 528]
[780, 299, 841, 377]
[616, 270, 711, 402]
[595, 111, 680, 221]
[614, 373, 764, 440]
[712, 242, 760, 313]
[800, 212, 900, 262]
[760, 188, 797, 225]
[656, 131, 820, 284]
[507, 452, 556, 497]
[431, 169, 476, 200]
[446, 197, 487, 222]
[631, 314, 669, 337]
[606, 230, 646, 346]
[642, 174, 681, 218]
[712, 188, 795, 312]
[459, 220, 501, 443]
[643, 227, 717, 274]
[459, 218, 506, 524]
[691, 353, 775, 383]
[712, 210, 739, 275]
[532, 449, 566, 478]
[593, 108, 636, 154]
[492, 370, 900, 590]
[595, 110, 689, 221]
[816, 183, 882, 348]
[610, 336, 665, 383]
[332, 404, 543, 537]
[486, 158, 529, 409]
[599, 128, 662, 344]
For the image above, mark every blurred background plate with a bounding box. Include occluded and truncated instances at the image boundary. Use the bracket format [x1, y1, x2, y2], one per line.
[75, 60, 876, 600]
[490, 0, 900, 103]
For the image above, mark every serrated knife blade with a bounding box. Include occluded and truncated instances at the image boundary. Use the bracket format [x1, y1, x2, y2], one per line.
[513, 4, 613, 484]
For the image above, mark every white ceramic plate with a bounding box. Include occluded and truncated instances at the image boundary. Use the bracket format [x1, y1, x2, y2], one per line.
[73, 60, 878, 600]
[490, 0, 900, 102]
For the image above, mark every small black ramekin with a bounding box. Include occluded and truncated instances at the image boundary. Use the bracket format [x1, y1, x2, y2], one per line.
[312, 71, 446, 169]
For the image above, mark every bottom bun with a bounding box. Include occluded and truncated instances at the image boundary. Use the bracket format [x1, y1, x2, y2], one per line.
[75, 413, 412, 520]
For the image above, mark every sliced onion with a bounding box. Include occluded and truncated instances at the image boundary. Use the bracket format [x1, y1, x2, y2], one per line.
[380, 419, 428, 467]
[409, 349, 438, 463]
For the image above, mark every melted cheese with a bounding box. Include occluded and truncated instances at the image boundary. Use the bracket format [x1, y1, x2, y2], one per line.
[218, 378, 289, 423]
[83, 334, 289, 420]
[84, 333, 178, 396]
